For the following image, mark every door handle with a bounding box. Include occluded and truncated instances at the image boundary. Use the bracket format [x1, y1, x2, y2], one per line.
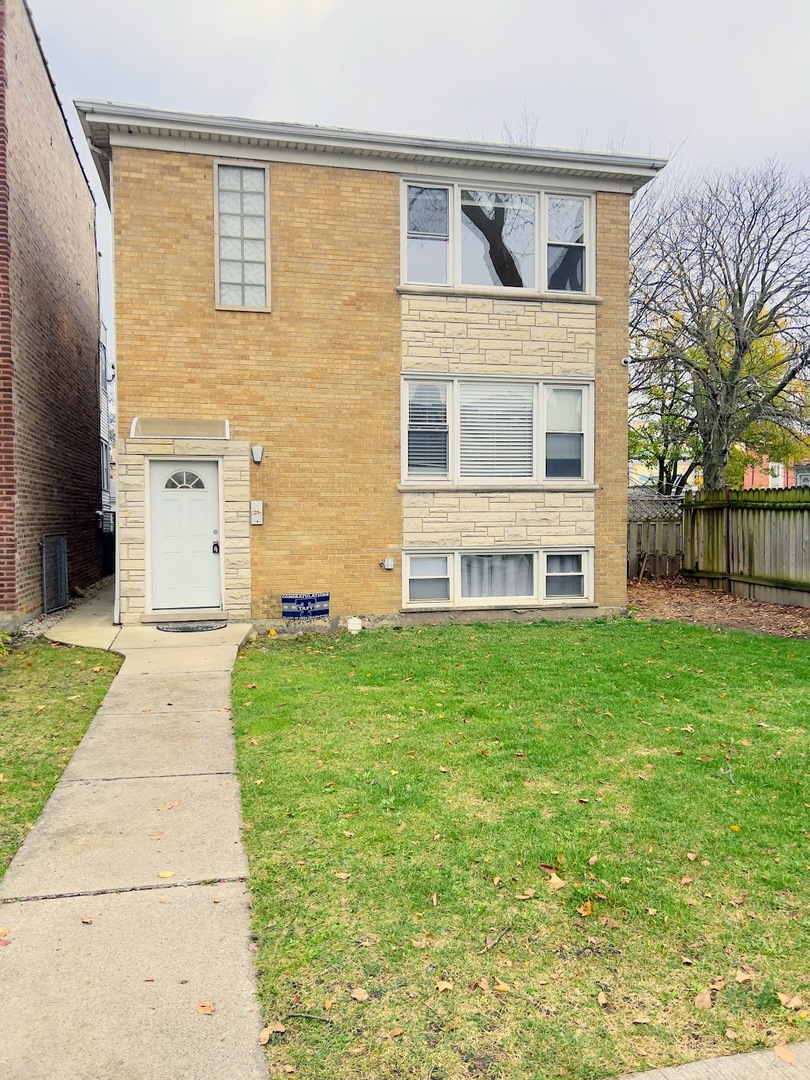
[212, 541, 220, 554]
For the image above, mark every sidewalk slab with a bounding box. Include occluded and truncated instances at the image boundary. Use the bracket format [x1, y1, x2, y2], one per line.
[44, 579, 119, 651]
[114, 624, 253, 651]
[120, 644, 240, 675]
[0, 882, 267, 1080]
[0, 774, 247, 899]
[63, 709, 236, 780]
[98, 670, 233, 712]
[619, 1042, 810, 1079]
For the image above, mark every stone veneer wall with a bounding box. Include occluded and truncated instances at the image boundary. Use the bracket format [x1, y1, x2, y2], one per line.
[402, 295, 595, 377]
[402, 491, 594, 549]
[116, 438, 250, 622]
[400, 293, 598, 602]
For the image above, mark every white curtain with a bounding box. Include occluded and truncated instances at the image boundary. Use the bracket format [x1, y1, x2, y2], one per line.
[461, 554, 533, 598]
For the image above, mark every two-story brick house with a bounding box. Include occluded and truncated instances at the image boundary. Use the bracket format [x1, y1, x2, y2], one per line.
[76, 100, 664, 627]
[0, 0, 103, 628]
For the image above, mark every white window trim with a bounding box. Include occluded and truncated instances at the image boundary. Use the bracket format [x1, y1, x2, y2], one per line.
[213, 158, 271, 313]
[403, 547, 594, 609]
[401, 179, 595, 298]
[401, 374, 594, 489]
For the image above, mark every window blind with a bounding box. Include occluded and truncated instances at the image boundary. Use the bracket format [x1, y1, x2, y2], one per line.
[459, 382, 534, 477]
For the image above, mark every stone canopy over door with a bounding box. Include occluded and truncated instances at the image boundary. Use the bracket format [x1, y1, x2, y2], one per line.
[149, 459, 221, 610]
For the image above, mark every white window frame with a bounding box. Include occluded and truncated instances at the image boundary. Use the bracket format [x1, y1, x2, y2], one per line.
[213, 159, 271, 312]
[403, 548, 594, 609]
[401, 374, 594, 488]
[401, 180, 595, 296]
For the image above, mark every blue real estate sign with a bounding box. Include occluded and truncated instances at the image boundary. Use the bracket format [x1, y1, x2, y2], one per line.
[281, 593, 330, 620]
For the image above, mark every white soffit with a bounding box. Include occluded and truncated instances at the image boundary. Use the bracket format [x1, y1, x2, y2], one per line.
[76, 100, 667, 205]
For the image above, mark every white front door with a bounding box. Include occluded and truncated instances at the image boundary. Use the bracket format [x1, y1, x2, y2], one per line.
[149, 459, 221, 610]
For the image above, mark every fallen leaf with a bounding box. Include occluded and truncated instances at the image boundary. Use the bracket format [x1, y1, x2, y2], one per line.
[709, 978, 726, 990]
[0, 938, 11, 947]
[397, 822, 407, 832]
[729, 824, 741, 832]
[577, 900, 593, 917]
[157, 870, 174, 879]
[149, 832, 163, 841]
[547, 873, 567, 893]
[80, 916, 93, 925]
[685, 898, 698, 906]
[388, 1027, 404, 1038]
[258, 1028, 272, 1045]
[725, 1029, 738, 1040]
[680, 875, 693, 885]
[350, 987, 369, 1002]
[246, 683, 257, 690]
[343, 831, 354, 839]
[632, 1016, 651, 1025]
[578, 797, 590, 804]
[776, 992, 806, 1010]
[493, 876, 502, 886]
[282, 1067, 294, 1075]
[436, 980, 453, 992]
[492, 980, 510, 993]
[735, 968, 755, 984]
[598, 917, 621, 929]
[588, 855, 599, 866]
[694, 988, 713, 1010]
[197, 1001, 215, 1015]
[774, 1046, 797, 1065]
[92, 665, 102, 673]
[686, 852, 698, 861]
[431, 893, 438, 907]
[597, 991, 609, 1007]
[335, 872, 351, 880]
[0, 927, 7, 936]
[515, 888, 536, 900]
[439, 766, 448, 773]
[412, 937, 433, 949]
[157, 801, 180, 812]
[66, 695, 79, 701]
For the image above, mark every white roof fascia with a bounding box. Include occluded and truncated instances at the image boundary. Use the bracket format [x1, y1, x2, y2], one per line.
[75, 99, 668, 205]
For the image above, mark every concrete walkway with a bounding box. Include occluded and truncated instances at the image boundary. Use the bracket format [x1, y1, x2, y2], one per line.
[0, 596, 267, 1080]
[620, 1042, 810, 1079]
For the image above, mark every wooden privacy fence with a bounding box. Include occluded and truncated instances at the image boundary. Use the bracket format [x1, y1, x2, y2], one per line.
[683, 488, 810, 608]
[627, 492, 684, 580]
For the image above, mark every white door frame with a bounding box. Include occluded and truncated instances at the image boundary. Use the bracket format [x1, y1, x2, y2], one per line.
[144, 456, 226, 612]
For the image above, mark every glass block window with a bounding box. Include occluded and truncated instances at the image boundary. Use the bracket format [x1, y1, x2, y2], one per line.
[217, 165, 267, 308]
[165, 470, 206, 490]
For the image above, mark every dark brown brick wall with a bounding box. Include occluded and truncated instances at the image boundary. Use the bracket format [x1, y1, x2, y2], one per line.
[0, 0, 102, 624]
[0, 2, 16, 614]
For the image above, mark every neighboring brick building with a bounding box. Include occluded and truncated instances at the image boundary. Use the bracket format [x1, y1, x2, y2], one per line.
[77, 100, 664, 627]
[0, 0, 103, 627]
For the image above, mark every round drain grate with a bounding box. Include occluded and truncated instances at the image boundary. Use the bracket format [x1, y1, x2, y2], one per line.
[157, 622, 227, 633]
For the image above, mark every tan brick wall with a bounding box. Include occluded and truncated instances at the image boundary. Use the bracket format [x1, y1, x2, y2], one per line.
[113, 148, 402, 619]
[403, 491, 595, 548]
[0, 0, 101, 625]
[594, 192, 631, 611]
[402, 296, 595, 377]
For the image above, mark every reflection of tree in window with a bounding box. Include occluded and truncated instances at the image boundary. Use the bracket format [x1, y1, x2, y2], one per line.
[547, 197, 585, 292]
[407, 187, 449, 284]
[461, 191, 535, 288]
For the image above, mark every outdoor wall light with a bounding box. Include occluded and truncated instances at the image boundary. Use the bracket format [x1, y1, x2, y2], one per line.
[251, 445, 264, 465]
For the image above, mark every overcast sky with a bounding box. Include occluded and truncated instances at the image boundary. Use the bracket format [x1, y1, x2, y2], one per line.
[28, 0, 810, 333]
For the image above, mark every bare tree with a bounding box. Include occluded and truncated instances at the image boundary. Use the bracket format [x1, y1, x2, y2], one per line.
[631, 163, 810, 489]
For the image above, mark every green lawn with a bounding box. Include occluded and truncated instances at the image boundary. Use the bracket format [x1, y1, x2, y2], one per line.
[233, 619, 808, 1080]
[0, 639, 121, 878]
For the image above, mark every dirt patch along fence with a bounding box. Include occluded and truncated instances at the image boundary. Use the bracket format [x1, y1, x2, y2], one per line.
[627, 492, 684, 581]
[683, 488, 810, 608]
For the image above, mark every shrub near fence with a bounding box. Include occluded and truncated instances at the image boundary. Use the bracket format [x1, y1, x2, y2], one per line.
[627, 491, 684, 580]
[683, 488, 810, 608]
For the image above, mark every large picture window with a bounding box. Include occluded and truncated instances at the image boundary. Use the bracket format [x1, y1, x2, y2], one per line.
[216, 164, 268, 309]
[405, 549, 592, 607]
[403, 183, 590, 293]
[403, 377, 591, 485]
